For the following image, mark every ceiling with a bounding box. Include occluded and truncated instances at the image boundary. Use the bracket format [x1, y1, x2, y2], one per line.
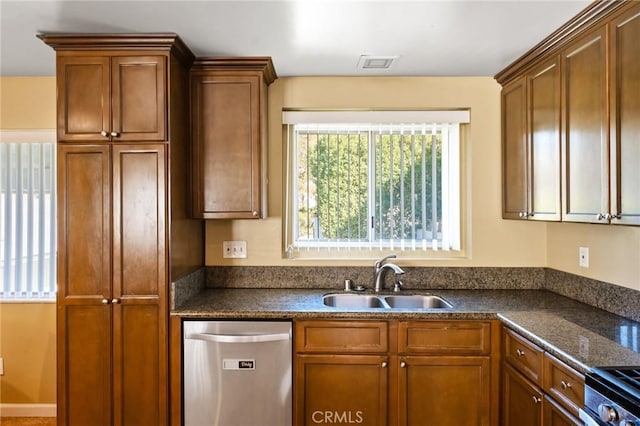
[0, 0, 592, 78]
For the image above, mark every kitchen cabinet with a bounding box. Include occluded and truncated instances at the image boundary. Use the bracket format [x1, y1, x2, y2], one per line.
[501, 327, 583, 426]
[295, 319, 499, 426]
[41, 33, 202, 426]
[294, 320, 389, 425]
[609, 5, 640, 225]
[397, 321, 495, 425]
[497, 1, 640, 226]
[190, 58, 276, 219]
[502, 57, 561, 221]
[561, 26, 609, 224]
[56, 54, 166, 142]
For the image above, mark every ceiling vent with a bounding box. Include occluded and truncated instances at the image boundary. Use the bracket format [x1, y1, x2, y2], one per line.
[357, 55, 398, 69]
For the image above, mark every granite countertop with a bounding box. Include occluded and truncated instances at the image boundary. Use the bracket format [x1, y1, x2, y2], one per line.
[173, 288, 640, 374]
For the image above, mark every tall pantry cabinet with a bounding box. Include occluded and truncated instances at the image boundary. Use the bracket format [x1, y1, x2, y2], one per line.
[39, 34, 204, 425]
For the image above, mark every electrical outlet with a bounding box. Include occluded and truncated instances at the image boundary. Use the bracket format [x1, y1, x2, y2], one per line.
[579, 246, 589, 268]
[223, 241, 247, 258]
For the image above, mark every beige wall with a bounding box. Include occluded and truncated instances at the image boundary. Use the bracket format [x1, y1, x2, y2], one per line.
[1, 75, 639, 405]
[548, 223, 640, 290]
[0, 304, 57, 404]
[0, 77, 57, 405]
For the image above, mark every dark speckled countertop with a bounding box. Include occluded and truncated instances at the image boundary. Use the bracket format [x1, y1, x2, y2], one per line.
[173, 288, 640, 374]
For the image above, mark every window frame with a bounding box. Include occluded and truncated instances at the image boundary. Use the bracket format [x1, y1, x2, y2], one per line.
[282, 110, 470, 261]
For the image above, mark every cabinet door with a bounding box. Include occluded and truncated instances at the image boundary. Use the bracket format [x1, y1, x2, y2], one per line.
[399, 356, 491, 426]
[543, 396, 582, 426]
[610, 5, 640, 225]
[295, 354, 388, 426]
[57, 56, 111, 142]
[502, 77, 529, 219]
[56, 145, 112, 425]
[112, 144, 168, 425]
[502, 363, 543, 426]
[561, 26, 609, 223]
[111, 56, 166, 142]
[528, 57, 561, 221]
[191, 73, 263, 219]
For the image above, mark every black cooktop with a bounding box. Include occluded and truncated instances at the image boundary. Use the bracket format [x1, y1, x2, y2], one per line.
[588, 367, 640, 415]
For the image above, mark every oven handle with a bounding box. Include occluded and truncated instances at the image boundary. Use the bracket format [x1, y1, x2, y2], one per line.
[579, 408, 608, 426]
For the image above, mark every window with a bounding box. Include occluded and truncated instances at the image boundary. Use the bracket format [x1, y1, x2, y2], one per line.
[0, 130, 56, 301]
[283, 110, 469, 259]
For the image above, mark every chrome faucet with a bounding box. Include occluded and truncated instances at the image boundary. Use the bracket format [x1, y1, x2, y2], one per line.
[374, 255, 405, 292]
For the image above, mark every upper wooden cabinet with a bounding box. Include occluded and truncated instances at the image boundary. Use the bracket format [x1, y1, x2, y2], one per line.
[561, 26, 609, 223]
[609, 6, 640, 225]
[501, 57, 561, 222]
[190, 57, 277, 219]
[496, 1, 640, 226]
[56, 54, 167, 142]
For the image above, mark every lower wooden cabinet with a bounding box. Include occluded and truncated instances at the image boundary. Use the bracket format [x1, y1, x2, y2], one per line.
[294, 319, 499, 426]
[503, 363, 544, 426]
[295, 354, 389, 425]
[399, 356, 491, 425]
[501, 327, 584, 426]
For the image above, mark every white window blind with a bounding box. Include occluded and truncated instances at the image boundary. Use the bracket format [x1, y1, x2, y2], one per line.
[283, 111, 468, 259]
[0, 130, 57, 300]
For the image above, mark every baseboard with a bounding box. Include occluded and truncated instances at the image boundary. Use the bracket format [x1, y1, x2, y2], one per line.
[0, 403, 56, 417]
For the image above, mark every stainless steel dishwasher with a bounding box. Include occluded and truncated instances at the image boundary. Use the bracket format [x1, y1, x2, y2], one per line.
[183, 320, 292, 426]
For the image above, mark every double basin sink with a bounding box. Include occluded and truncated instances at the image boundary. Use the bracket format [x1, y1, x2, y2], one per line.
[323, 293, 453, 310]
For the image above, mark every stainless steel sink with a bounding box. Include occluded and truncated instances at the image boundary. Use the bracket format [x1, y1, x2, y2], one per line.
[383, 294, 453, 309]
[322, 293, 453, 309]
[323, 294, 386, 308]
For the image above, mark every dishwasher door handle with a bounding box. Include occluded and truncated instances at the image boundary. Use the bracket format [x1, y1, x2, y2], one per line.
[186, 332, 291, 344]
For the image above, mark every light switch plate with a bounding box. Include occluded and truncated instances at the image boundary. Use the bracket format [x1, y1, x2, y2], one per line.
[223, 241, 247, 258]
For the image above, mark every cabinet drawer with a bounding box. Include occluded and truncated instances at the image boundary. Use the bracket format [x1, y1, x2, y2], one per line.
[543, 353, 584, 417]
[398, 321, 492, 355]
[295, 320, 388, 353]
[503, 328, 544, 386]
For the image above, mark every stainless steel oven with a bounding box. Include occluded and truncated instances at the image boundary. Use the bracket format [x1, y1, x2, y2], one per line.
[579, 367, 640, 426]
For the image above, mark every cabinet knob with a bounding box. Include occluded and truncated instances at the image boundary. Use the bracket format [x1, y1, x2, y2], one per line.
[400, 361, 407, 368]
[518, 211, 528, 219]
[101, 298, 109, 304]
[532, 396, 541, 404]
[515, 349, 525, 357]
[252, 211, 259, 217]
[100, 131, 109, 137]
[596, 213, 606, 221]
[381, 361, 387, 368]
[110, 131, 120, 138]
[560, 380, 571, 390]
[111, 298, 120, 304]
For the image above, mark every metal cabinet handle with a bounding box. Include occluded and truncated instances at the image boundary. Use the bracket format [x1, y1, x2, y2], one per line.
[102, 298, 109, 304]
[111, 298, 120, 304]
[100, 130, 109, 137]
[560, 380, 572, 390]
[110, 131, 120, 137]
[400, 361, 407, 368]
[516, 349, 525, 357]
[596, 213, 606, 221]
[532, 396, 541, 404]
[381, 361, 388, 368]
[519, 211, 529, 219]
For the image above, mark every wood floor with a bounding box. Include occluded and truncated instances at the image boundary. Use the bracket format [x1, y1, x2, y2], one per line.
[0, 418, 56, 426]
